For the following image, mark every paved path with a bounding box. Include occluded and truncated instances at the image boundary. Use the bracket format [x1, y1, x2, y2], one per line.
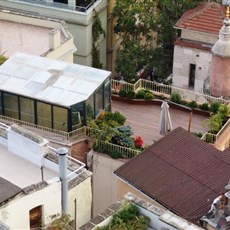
[112, 100, 209, 146]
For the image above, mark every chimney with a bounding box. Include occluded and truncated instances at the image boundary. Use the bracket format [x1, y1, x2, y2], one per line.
[57, 147, 68, 215]
[49, 29, 61, 50]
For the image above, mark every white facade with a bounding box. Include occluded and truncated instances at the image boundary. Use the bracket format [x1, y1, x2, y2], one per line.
[173, 44, 212, 93]
[0, 0, 108, 68]
[0, 124, 92, 229]
[0, 8, 76, 62]
[91, 150, 125, 216]
[0, 177, 92, 229]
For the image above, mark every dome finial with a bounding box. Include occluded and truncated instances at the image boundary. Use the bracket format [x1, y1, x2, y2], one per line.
[226, 6, 230, 19]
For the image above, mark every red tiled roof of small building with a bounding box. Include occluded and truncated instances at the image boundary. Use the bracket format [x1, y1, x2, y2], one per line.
[175, 2, 225, 35]
[114, 127, 230, 223]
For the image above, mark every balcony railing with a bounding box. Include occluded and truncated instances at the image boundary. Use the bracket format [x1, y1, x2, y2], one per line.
[112, 79, 230, 105]
[15, 0, 99, 13]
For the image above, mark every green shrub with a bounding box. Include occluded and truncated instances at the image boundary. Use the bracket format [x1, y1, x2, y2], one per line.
[119, 89, 127, 97]
[203, 113, 223, 133]
[144, 91, 154, 100]
[111, 135, 135, 148]
[110, 151, 123, 159]
[193, 132, 203, 138]
[218, 104, 230, 118]
[188, 100, 198, 108]
[116, 125, 133, 136]
[126, 90, 136, 99]
[199, 103, 209, 111]
[170, 92, 182, 104]
[205, 133, 215, 144]
[97, 203, 150, 230]
[136, 89, 146, 99]
[210, 101, 221, 114]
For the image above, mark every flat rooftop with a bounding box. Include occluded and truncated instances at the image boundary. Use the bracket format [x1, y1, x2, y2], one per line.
[0, 143, 58, 189]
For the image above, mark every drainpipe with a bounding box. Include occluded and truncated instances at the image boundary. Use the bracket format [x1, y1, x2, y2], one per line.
[57, 147, 68, 215]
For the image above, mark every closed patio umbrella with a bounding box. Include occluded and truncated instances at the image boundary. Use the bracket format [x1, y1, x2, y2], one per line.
[159, 101, 172, 136]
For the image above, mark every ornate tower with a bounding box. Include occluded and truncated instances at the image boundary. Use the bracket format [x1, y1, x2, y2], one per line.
[209, 6, 230, 98]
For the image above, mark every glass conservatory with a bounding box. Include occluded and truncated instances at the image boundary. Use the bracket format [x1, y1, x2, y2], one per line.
[0, 53, 111, 132]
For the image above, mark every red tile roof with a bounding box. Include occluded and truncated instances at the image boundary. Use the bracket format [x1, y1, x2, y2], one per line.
[114, 127, 230, 223]
[175, 3, 225, 35]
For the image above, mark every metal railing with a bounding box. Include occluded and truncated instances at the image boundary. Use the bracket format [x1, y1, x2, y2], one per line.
[94, 140, 140, 159]
[112, 79, 230, 105]
[48, 145, 86, 181]
[16, 0, 99, 13]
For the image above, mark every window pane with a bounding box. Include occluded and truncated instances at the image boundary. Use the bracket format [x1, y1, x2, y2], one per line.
[104, 81, 111, 111]
[37, 102, 51, 128]
[53, 106, 68, 132]
[71, 102, 84, 130]
[95, 85, 103, 116]
[20, 97, 35, 123]
[4, 93, 19, 119]
[86, 94, 94, 120]
[0, 93, 2, 115]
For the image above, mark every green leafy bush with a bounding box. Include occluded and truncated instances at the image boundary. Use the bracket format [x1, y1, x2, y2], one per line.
[193, 132, 203, 138]
[95, 111, 126, 129]
[170, 92, 182, 104]
[127, 90, 136, 99]
[203, 113, 223, 133]
[218, 104, 230, 118]
[188, 100, 198, 108]
[144, 91, 154, 100]
[97, 203, 150, 230]
[136, 89, 146, 99]
[210, 101, 221, 114]
[119, 89, 127, 97]
[116, 125, 133, 136]
[199, 103, 209, 111]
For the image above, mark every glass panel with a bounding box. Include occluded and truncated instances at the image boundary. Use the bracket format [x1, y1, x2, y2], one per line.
[53, 106, 68, 132]
[95, 85, 103, 116]
[20, 97, 35, 123]
[104, 80, 111, 111]
[0, 93, 2, 115]
[4, 93, 19, 119]
[71, 102, 84, 130]
[37, 102, 52, 128]
[86, 94, 94, 120]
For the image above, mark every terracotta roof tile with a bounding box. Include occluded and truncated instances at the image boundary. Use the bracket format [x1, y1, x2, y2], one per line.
[175, 3, 225, 35]
[114, 127, 230, 223]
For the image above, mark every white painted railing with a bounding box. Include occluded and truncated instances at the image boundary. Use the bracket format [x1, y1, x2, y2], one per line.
[112, 79, 230, 105]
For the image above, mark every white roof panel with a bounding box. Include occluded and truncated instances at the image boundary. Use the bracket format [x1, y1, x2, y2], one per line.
[0, 53, 111, 107]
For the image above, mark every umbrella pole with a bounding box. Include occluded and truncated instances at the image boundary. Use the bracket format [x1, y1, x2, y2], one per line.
[188, 111, 192, 132]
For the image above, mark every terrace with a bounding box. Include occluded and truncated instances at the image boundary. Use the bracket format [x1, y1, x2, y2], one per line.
[12, 0, 100, 13]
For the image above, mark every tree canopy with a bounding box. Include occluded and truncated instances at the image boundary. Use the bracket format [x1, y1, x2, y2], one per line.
[113, 0, 202, 83]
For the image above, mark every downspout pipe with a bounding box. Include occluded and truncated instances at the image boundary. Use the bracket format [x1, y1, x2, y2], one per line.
[57, 147, 68, 215]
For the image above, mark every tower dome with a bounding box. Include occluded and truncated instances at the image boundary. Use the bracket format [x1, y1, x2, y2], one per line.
[209, 6, 230, 98]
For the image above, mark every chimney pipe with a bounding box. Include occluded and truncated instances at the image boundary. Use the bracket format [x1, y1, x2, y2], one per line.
[57, 147, 68, 215]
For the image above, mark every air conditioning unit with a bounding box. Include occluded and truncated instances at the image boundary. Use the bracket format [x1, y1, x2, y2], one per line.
[87, 150, 94, 170]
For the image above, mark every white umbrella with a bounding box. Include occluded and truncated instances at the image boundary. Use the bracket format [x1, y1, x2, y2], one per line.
[159, 101, 172, 136]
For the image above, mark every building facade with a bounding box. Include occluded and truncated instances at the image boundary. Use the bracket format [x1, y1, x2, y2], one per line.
[0, 7, 76, 62]
[0, 0, 107, 68]
[0, 123, 92, 229]
[172, 2, 224, 94]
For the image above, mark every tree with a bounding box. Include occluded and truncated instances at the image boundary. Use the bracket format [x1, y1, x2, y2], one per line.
[113, 0, 203, 82]
[112, 0, 158, 82]
[156, 0, 201, 78]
